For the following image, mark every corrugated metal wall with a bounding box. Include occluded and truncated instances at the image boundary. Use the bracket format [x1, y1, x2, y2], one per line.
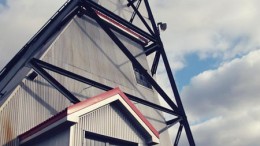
[72, 104, 147, 146]
[0, 76, 71, 145]
[0, 2, 172, 145]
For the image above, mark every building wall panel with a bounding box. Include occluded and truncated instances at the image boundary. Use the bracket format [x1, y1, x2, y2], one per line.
[0, 13, 172, 145]
[0, 76, 71, 145]
[71, 104, 148, 146]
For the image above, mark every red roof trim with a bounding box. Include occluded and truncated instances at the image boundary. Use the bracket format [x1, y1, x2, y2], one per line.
[95, 10, 149, 44]
[19, 109, 68, 141]
[19, 87, 159, 141]
[117, 89, 160, 138]
[67, 87, 120, 114]
[68, 87, 159, 138]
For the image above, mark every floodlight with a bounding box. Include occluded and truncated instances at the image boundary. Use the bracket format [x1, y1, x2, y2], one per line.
[157, 22, 167, 31]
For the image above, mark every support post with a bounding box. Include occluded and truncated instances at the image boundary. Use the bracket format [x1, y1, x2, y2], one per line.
[151, 51, 160, 76]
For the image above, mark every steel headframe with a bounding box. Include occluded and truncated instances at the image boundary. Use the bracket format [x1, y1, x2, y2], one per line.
[80, 0, 195, 145]
[17, 0, 195, 145]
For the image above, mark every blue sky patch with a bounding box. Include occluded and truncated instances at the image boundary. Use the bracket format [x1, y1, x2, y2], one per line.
[175, 53, 218, 90]
[0, 0, 7, 6]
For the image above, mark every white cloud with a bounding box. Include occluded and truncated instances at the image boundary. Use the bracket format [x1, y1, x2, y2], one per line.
[150, 0, 260, 66]
[0, 0, 66, 69]
[179, 50, 260, 145]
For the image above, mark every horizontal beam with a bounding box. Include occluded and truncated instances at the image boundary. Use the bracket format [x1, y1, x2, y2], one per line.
[32, 59, 179, 116]
[144, 43, 159, 56]
[166, 117, 182, 126]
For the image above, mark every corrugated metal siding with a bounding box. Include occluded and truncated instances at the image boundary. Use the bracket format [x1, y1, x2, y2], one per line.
[71, 104, 147, 146]
[42, 17, 171, 146]
[0, 12, 172, 146]
[0, 76, 71, 146]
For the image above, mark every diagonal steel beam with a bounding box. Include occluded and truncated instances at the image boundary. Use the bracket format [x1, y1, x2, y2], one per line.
[82, 0, 157, 42]
[30, 59, 80, 104]
[143, 0, 159, 36]
[127, 0, 155, 36]
[32, 59, 180, 116]
[82, 10, 146, 46]
[174, 124, 184, 146]
[83, 3, 179, 112]
[129, 0, 142, 23]
[143, 1, 196, 145]
[127, 0, 138, 7]
[0, 0, 79, 94]
[159, 46, 195, 146]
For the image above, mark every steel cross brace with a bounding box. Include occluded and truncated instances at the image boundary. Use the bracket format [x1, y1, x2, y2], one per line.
[30, 60, 80, 104]
[129, 0, 142, 23]
[127, 0, 155, 36]
[31, 58, 180, 116]
[31, 58, 179, 116]
[82, 2, 179, 112]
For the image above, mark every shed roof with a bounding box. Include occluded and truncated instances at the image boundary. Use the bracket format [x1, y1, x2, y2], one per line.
[19, 87, 159, 144]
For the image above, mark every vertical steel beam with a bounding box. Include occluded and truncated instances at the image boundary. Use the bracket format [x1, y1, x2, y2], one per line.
[143, 0, 159, 36]
[30, 59, 80, 104]
[82, 3, 179, 111]
[160, 46, 195, 146]
[143, 0, 196, 145]
[151, 51, 160, 76]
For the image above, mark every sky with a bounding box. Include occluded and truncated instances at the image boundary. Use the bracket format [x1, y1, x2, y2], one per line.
[0, 0, 260, 146]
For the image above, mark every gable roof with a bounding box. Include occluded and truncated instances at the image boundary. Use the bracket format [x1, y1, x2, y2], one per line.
[19, 87, 159, 144]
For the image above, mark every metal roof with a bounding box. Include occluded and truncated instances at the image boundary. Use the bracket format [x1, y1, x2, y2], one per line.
[19, 88, 160, 144]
